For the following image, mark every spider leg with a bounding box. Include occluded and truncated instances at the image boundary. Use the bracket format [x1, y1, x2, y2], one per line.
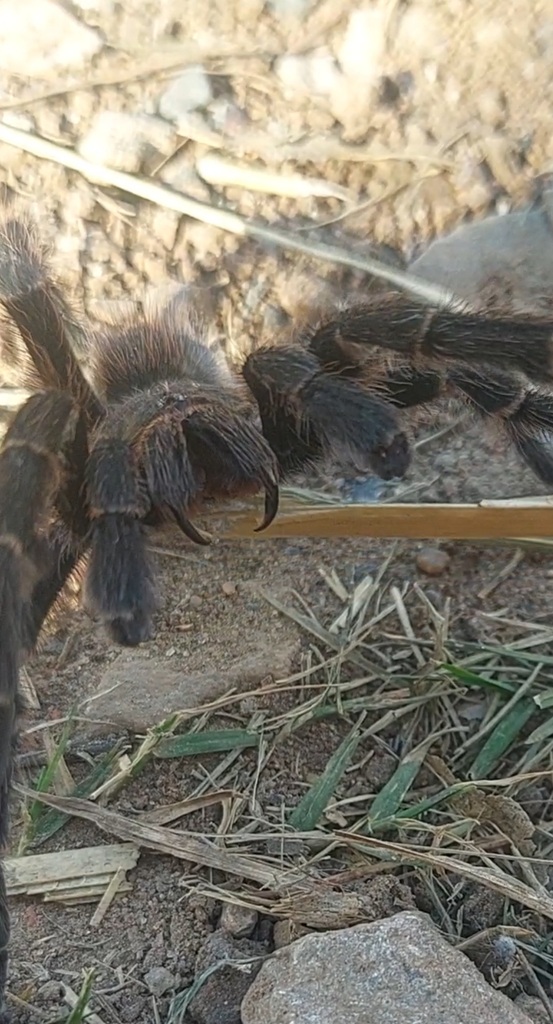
[0, 389, 75, 1013]
[375, 363, 553, 486]
[304, 295, 553, 385]
[447, 366, 553, 486]
[242, 345, 411, 480]
[83, 436, 155, 647]
[0, 213, 103, 421]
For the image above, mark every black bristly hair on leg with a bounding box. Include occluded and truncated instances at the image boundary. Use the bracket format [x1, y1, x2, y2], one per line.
[304, 293, 553, 384]
[0, 215, 103, 423]
[242, 345, 411, 480]
[303, 301, 553, 488]
[366, 362, 553, 486]
[0, 389, 76, 1016]
[84, 435, 155, 647]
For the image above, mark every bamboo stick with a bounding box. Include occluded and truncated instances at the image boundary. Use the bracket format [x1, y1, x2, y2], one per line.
[219, 501, 553, 541]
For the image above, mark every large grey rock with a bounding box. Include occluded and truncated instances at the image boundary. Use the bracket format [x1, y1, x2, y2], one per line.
[241, 911, 533, 1024]
[0, 0, 102, 75]
[410, 209, 553, 313]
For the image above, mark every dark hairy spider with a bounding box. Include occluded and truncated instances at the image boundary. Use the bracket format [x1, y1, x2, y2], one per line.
[2, 212, 553, 1015]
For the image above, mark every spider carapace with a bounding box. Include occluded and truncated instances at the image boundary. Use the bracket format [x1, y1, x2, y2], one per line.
[1, 210, 553, 1014]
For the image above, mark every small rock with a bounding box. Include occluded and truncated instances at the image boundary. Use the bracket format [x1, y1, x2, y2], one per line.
[221, 581, 237, 596]
[416, 546, 450, 576]
[144, 966, 176, 997]
[220, 902, 258, 938]
[78, 111, 176, 173]
[158, 67, 213, 125]
[37, 980, 64, 1002]
[189, 932, 266, 1024]
[0, 0, 102, 75]
[84, 638, 299, 733]
[241, 912, 534, 1024]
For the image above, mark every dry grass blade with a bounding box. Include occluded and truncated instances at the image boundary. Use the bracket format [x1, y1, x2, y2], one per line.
[139, 789, 238, 826]
[195, 153, 355, 201]
[16, 787, 309, 889]
[0, 122, 460, 308]
[337, 832, 553, 921]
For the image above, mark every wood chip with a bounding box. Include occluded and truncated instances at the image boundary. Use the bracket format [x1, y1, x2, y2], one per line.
[5, 842, 139, 906]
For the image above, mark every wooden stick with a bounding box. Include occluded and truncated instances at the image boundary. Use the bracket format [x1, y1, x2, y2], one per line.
[219, 502, 553, 540]
[0, 122, 461, 309]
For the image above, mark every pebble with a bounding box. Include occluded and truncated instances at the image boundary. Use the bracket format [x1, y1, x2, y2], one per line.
[158, 67, 213, 126]
[143, 966, 176, 997]
[0, 0, 102, 75]
[219, 902, 258, 938]
[78, 111, 176, 174]
[241, 912, 534, 1024]
[416, 546, 450, 576]
[221, 581, 237, 596]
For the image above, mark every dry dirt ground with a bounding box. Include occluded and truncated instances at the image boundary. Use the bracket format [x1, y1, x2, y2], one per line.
[2, 1, 553, 1022]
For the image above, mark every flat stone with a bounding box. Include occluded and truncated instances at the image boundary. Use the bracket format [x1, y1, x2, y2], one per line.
[241, 911, 533, 1024]
[410, 209, 553, 312]
[83, 638, 299, 733]
[0, 0, 102, 75]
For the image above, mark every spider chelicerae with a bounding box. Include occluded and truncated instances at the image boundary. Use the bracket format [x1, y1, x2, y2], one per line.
[1, 209, 553, 1013]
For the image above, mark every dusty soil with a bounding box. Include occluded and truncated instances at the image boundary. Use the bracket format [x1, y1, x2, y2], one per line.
[2, 1, 553, 1021]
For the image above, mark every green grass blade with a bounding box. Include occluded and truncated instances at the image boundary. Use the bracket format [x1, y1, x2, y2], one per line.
[371, 781, 477, 832]
[524, 717, 553, 745]
[469, 699, 536, 779]
[32, 742, 126, 847]
[440, 664, 517, 696]
[533, 690, 553, 710]
[155, 728, 261, 759]
[367, 735, 436, 827]
[288, 725, 361, 831]
[52, 969, 96, 1023]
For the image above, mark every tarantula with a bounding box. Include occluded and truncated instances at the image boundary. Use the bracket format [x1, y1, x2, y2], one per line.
[1, 212, 553, 1014]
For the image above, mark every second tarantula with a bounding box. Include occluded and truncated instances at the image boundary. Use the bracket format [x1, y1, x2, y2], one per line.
[2, 210, 553, 1011]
